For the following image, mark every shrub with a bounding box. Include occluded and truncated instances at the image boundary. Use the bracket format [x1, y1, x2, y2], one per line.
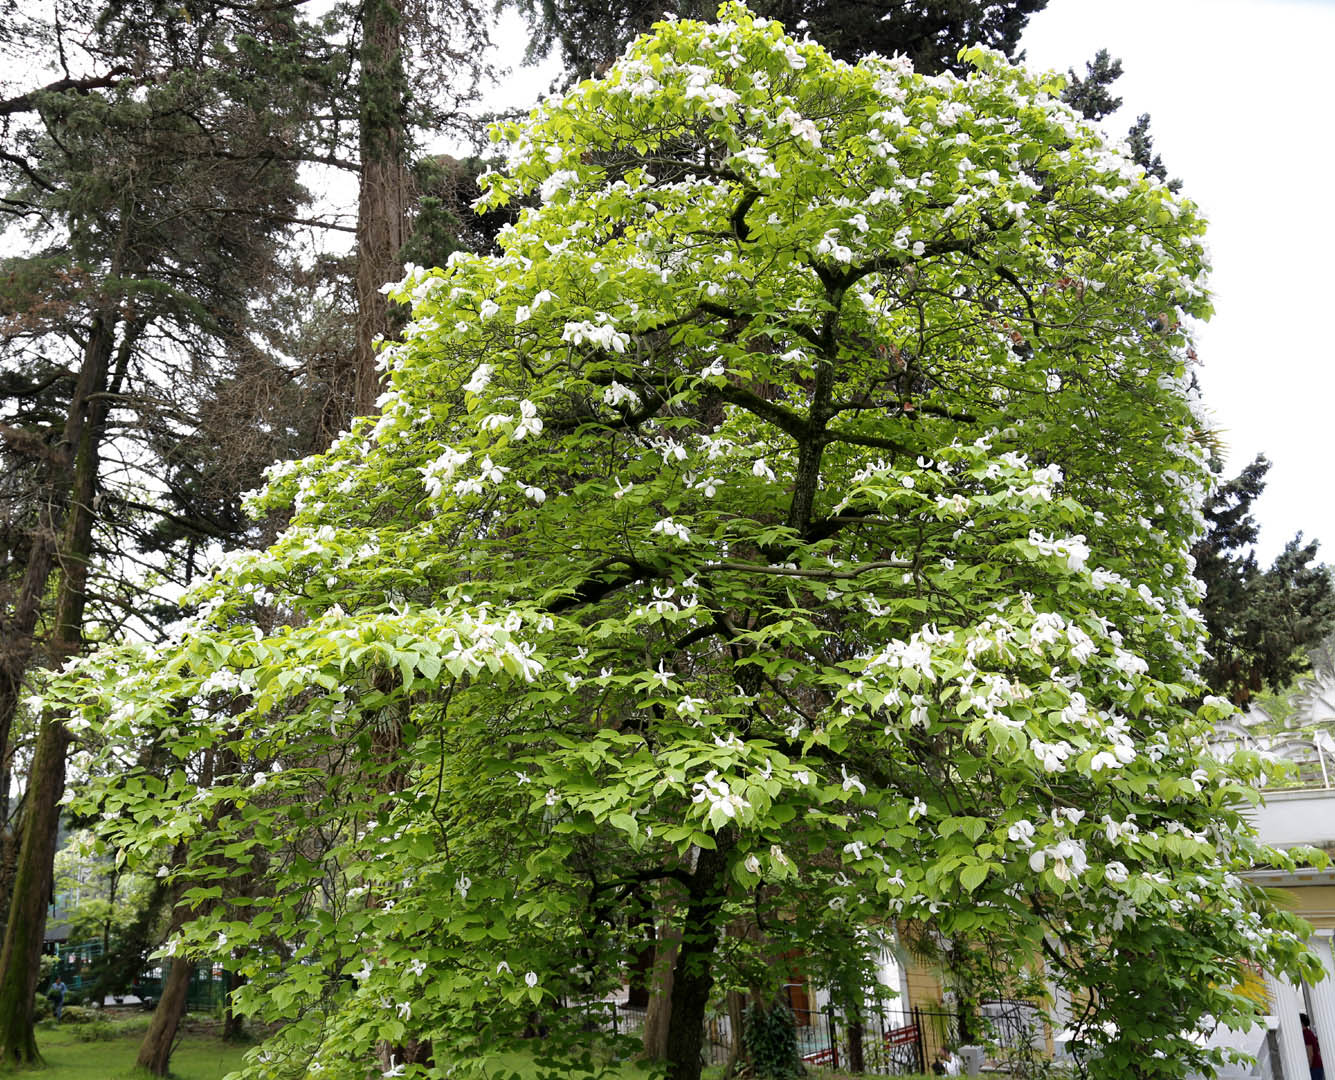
[72, 1020, 119, 1042]
[59, 1005, 99, 1024]
[742, 1001, 802, 1079]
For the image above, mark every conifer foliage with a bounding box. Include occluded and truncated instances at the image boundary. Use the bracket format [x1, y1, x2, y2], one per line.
[47, 9, 1319, 1080]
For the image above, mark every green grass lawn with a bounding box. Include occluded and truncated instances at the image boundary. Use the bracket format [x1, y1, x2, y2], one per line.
[0, 1019, 248, 1079]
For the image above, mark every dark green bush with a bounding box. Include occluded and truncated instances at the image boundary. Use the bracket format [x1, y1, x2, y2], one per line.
[741, 1001, 803, 1079]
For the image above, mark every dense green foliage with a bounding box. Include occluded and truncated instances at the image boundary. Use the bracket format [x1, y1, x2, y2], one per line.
[41, 8, 1322, 1080]
[520, 0, 1048, 80]
[1193, 455, 1335, 704]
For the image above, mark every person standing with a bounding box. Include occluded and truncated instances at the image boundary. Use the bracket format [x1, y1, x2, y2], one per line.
[49, 976, 66, 1022]
[1302, 1012, 1324, 1080]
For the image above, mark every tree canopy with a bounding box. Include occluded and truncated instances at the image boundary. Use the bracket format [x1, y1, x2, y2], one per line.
[46, 8, 1319, 1080]
[521, 0, 1048, 81]
[1193, 455, 1335, 704]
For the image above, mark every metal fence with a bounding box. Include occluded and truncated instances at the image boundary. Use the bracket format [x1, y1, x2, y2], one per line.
[567, 999, 971, 1075]
[566, 996, 1051, 1075]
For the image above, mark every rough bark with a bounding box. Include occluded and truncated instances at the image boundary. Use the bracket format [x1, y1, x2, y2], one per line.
[136, 959, 193, 1075]
[350, 0, 408, 425]
[0, 715, 71, 1066]
[0, 304, 120, 1064]
[0, 309, 114, 796]
[848, 1016, 865, 1073]
[663, 840, 732, 1080]
[222, 969, 244, 1041]
[642, 915, 681, 1060]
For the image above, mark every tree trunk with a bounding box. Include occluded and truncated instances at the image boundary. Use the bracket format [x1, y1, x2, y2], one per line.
[350, 0, 407, 425]
[848, 1016, 865, 1073]
[0, 715, 71, 1065]
[723, 990, 745, 1075]
[643, 918, 681, 1060]
[664, 841, 732, 1080]
[136, 959, 193, 1075]
[627, 885, 654, 1009]
[0, 307, 114, 798]
[222, 969, 244, 1041]
[0, 302, 122, 1064]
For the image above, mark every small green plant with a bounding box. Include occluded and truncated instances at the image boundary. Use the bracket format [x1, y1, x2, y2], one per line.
[59, 1004, 99, 1024]
[71, 1019, 119, 1042]
[741, 1001, 802, 1079]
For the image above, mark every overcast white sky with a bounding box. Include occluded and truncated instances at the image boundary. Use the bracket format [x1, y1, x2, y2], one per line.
[1019, 0, 1335, 564]
[472, 2, 1335, 563]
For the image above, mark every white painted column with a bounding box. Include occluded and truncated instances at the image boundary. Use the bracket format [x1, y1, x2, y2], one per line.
[1266, 968, 1309, 1080]
[1307, 932, 1335, 1073]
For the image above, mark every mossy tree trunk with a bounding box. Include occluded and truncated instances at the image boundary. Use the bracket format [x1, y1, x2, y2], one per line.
[0, 715, 71, 1066]
[664, 840, 732, 1080]
[0, 299, 125, 1064]
[136, 959, 193, 1075]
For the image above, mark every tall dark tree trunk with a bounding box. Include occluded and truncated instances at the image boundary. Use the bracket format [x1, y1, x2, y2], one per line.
[664, 840, 732, 1080]
[848, 1015, 865, 1073]
[136, 959, 193, 1075]
[0, 305, 121, 1063]
[350, 0, 407, 425]
[0, 306, 115, 795]
[642, 902, 681, 1061]
[0, 715, 70, 1065]
[222, 969, 244, 1041]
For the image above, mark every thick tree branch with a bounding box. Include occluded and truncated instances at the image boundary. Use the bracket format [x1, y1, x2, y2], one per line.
[0, 67, 130, 118]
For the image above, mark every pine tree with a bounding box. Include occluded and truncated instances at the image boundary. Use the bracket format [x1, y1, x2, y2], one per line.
[520, 0, 1049, 81]
[1192, 456, 1335, 704]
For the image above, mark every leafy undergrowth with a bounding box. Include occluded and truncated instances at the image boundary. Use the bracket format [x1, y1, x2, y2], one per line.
[0, 1017, 246, 1078]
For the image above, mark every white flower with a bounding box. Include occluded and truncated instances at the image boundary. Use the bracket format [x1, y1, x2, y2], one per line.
[383, 1055, 406, 1078]
[828, 896, 846, 911]
[564, 318, 630, 353]
[479, 299, 500, 320]
[407, 958, 427, 977]
[525, 971, 539, 988]
[744, 854, 762, 874]
[396, 1001, 412, 1020]
[651, 518, 691, 543]
[353, 960, 373, 982]
[478, 456, 508, 484]
[464, 364, 493, 395]
[840, 766, 866, 796]
[456, 875, 471, 900]
[751, 458, 776, 482]
[514, 399, 543, 440]
[518, 482, 547, 504]
[602, 380, 641, 409]
[1007, 819, 1036, 848]
[690, 770, 751, 821]
[497, 961, 511, 974]
[1046, 373, 1062, 392]
[908, 796, 928, 822]
[545, 788, 559, 807]
[1105, 861, 1129, 884]
[156, 865, 170, 879]
[843, 841, 867, 860]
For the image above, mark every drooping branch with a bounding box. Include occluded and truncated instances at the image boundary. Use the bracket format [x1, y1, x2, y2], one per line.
[0, 67, 130, 118]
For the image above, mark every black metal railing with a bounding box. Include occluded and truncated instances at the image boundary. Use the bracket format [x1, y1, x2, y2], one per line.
[564, 997, 1015, 1076]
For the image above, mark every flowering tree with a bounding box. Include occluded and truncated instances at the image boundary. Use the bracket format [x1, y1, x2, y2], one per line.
[47, 8, 1320, 1079]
